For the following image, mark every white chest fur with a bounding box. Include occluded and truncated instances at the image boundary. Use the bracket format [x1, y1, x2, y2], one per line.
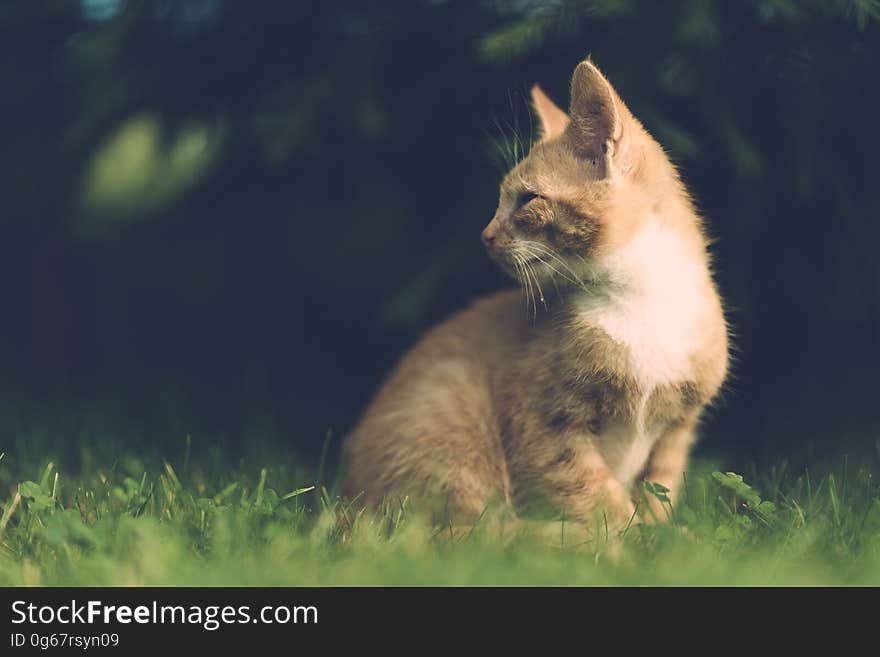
[601, 419, 657, 486]
[574, 218, 711, 484]
[575, 218, 709, 391]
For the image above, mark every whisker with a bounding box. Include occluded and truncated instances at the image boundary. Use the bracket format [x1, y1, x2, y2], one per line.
[526, 242, 591, 290]
[520, 254, 538, 319]
[531, 262, 548, 310]
[512, 253, 532, 318]
[546, 265, 562, 301]
[512, 255, 529, 313]
[519, 246, 567, 280]
[523, 256, 537, 319]
[517, 242, 589, 292]
[520, 241, 583, 278]
[488, 112, 523, 171]
[521, 257, 547, 313]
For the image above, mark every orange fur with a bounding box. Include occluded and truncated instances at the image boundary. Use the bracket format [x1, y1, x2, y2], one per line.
[345, 59, 728, 534]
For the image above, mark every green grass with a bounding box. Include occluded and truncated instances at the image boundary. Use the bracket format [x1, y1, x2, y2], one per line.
[1, 447, 879, 586]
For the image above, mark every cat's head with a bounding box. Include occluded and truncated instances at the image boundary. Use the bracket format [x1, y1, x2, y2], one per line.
[483, 58, 676, 292]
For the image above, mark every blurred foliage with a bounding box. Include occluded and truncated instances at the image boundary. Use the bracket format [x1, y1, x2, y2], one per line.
[81, 112, 222, 218]
[0, 0, 879, 469]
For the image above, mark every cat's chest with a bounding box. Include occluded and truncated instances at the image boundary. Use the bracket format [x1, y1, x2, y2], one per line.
[573, 288, 701, 391]
[526, 375, 693, 486]
[596, 387, 685, 486]
[540, 335, 701, 487]
[570, 218, 712, 390]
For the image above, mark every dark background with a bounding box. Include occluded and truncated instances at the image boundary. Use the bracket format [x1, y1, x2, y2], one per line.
[1, 0, 879, 474]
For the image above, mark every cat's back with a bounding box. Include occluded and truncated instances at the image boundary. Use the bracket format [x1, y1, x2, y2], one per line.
[376, 288, 525, 392]
[344, 289, 524, 505]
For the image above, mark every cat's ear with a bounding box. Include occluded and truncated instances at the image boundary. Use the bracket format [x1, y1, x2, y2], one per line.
[567, 59, 632, 174]
[530, 85, 569, 143]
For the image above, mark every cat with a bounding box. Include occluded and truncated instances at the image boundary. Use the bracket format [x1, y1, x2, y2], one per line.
[344, 57, 728, 536]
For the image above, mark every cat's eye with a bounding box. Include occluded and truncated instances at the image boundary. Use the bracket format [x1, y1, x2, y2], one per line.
[516, 191, 540, 208]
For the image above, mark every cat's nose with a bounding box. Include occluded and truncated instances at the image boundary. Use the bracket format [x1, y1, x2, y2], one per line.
[481, 226, 497, 247]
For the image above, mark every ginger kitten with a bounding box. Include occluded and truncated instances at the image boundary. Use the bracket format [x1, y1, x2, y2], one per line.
[344, 58, 728, 533]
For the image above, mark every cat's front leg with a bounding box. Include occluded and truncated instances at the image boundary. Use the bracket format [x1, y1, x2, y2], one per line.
[639, 416, 698, 523]
[511, 436, 637, 536]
